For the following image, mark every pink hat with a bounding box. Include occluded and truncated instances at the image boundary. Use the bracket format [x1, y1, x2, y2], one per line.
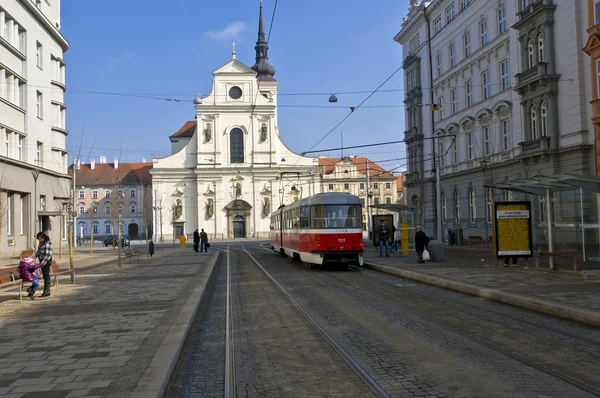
[21, 256, 34, 264]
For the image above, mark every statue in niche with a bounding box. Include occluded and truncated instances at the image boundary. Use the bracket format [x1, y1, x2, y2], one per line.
[174, 199, 183, 220]
[261, 196, 271, 218]
[204, 123, 212, 142]
[206, 198, 214, 218]
[235, 183, 242, 197]
[260, 123, 268, 142]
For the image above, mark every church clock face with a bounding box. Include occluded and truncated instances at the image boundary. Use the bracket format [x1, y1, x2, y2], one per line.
[229, 86, 243, 100]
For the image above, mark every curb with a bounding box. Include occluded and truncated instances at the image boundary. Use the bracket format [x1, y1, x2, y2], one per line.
[364, 262, 600, 329]
[129, 252, 220, 398]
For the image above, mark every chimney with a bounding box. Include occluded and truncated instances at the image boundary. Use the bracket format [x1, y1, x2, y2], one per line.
[90, 158, 95, 169]
[114, 158, 119, 169]
[100, 156, 107, 164]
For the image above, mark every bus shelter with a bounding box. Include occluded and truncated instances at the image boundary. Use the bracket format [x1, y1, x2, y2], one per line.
[369, 203, 418, 254]
[484, 174, 600, 269]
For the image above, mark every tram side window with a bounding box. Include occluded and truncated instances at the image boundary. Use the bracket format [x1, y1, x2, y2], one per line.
[300, 206, 310, 228]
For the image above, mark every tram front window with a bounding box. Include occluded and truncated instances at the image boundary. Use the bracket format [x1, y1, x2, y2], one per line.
[311, 205, 361, 228]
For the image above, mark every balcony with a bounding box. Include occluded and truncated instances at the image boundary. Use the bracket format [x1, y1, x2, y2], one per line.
[404, 87, 422, 102]
[514, 0, 556, 28]
[404, 127, 422, 143]
[518, 136, 551, 156]
[405, 171, 420, 184]
[514, 63, 560, 95]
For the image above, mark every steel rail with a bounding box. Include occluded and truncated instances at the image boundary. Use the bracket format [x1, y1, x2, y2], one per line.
[323, 269, 600, 398]
[224, 246, 236, 398]
[241, 245, 390, 398]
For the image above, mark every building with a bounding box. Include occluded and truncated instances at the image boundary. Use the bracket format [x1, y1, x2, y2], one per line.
[68, 158, 153, 241]
[150, 4, 319, 241]
[584, 0, 600, 175]
[396, 173, 407, 205]
[0, 0, 70, 252]
[396, 0, 595, 244]
[318, 155, 398, 233]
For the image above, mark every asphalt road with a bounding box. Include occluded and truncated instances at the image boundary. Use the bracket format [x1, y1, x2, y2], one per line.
[167, 241, 600, 398]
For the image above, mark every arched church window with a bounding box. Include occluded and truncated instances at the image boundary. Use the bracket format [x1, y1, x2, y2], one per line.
[230, 128, 244, 163]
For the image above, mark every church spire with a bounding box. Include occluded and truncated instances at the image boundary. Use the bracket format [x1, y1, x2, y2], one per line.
[251, 0, 276, 82]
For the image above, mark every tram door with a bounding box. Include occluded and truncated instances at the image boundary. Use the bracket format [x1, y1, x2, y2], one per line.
[233, 215, 245, 239]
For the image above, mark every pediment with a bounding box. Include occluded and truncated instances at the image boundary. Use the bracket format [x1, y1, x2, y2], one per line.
[213, 59, 257, 76]
[583, 33, 600, 54]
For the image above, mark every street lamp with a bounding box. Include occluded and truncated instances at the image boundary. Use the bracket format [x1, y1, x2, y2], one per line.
[479, 159, 489, 249]
[31, 169, 40, 238]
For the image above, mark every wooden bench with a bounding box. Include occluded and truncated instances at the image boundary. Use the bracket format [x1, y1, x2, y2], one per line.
[535, 251, 584, 271]
[49, 260, 75, 289]
[468, 236, 486, 248]
[0, 266, 28, 302]
[123, 247, 142, 263]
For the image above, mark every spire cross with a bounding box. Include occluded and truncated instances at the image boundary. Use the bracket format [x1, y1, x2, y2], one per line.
[232, 42, 236, 60]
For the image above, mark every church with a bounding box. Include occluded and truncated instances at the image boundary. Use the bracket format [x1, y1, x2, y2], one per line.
[151, 4, 319, 240]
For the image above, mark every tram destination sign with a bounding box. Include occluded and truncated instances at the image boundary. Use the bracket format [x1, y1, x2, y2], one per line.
[494, 201, 533, 258]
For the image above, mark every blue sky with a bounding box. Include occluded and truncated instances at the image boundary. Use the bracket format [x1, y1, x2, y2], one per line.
[62, 0, 408, 171]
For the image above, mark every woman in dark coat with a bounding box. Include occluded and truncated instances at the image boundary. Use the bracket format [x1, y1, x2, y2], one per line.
[415, 226, 430, 263]
[35, 232, 53, 297]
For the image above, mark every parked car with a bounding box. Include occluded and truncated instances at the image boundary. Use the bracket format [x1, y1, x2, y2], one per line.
[103, 235, 130, 247]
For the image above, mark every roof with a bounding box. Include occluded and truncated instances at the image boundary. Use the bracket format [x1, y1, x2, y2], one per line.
[483, 174, 600, 196]
[318, 157, 394, 178]
[68, 162, 153, 186]
[170, 121, 196, 139]
[396, 176, 404, 189]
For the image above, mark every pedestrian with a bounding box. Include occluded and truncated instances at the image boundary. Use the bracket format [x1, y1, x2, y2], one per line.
[387, 225, 399, 255]
[193, 229, 200, 252]
[200, 229, 209, 252]
[35, 232, 53, 297]
[18, 256, 43, 300]
[415, 226, 430, 263]
[377, 220, 389, 257]
[503, 257, 518, 267]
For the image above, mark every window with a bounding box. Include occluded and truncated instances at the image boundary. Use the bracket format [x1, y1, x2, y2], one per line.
[500, 59, 509, 91]
[130, 189, 136, 198]
[40, 195, 46, 211]
[438, 142, 445, 167]
[93, 224, 98, 234]
[310, 204, 361, 229]
[4, 130, 9, 157]
[92, 190, 98, 199]
[328, 184, 334, 190]
[538, 33, 545, 62]
[502, 119, 510, 151]
[374, 198, 380, 205]
[483, 126, 490, 156]
[528, 40, 535, 68]
[385, 183, 391, 189]
[596, 0, 600, 25]
[445, 4, 455, 23]
[105, 189, 111, 198]
[230, 128, 244, 163]
[530, 106, 538, 140]
[35, 0, 42, 9]
[118, 189, 123, 197]
[385, 197, 391, 204]
[541, 101, 548, 137]
[441, 193, 447, 223]
[438, 96, 444, 119]
[468, 188, 476, 223]
[36, 41, 42, 69]
[92, 205, 98, 214]
[463, 32, 471, 57]
[344, 183, 349, 190]
[19, 195, 24, 235]
[467, 133, 474, 160]
[454, 190, 460, 223]
[497, 6, 506, 34]
[466, 80, 472, 107]
[36, 91, 43, 118]
[130, 204, 136, 214]
[7, 193, 12, 235]
[486, 188, 492, 223]
[78, 190, 85, 199]
[374, 183, 379, 189]
[105, 205, 110, 214]
[79, 204, 85, 215]
[436, 53, 442, 77]
[460, 0, 472, 10]
[449, 43, 456, 68]
[433, 15, 442, 34]
[522, 0, 533, 9]
[359, 183, 365, 189]
[480, 19, 488, 46]
[481, 70, 490, 99]
[17, 135, 23, 161]
[453, 139, 459, 163]
[36, 142, 42, 165]
[105, 223, 111, 233]
[451, 89, 457, 114]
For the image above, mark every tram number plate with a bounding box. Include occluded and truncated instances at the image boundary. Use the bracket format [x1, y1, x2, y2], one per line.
[338, 238, 345, 243]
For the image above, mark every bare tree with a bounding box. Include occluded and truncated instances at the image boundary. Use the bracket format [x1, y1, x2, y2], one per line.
[141, 183, 152, 257]
[88, 203, 97, 254]
[107, 164, 127, 267]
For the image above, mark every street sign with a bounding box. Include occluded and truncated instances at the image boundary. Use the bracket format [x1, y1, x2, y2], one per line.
[494, 201, 533, 258]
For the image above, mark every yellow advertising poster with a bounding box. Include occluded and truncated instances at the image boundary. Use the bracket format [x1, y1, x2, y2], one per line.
[495, 202, 533, 257]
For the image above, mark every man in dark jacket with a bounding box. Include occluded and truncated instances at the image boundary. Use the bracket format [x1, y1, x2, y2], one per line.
[200, 229, 209, 252]
[193, 229, 200, 252]
[377, 220, 389, 257]
[415, 226, 430, 263]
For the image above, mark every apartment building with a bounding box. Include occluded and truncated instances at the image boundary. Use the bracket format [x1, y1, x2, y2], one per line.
[68, 158, 153, 241]
[0, 0, 70, 253]
[396, 0, 594, 243]
[584, 0, 600, 175]
[318, 156, 398, 232]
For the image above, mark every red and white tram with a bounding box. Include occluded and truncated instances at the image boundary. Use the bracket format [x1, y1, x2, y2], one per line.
[270, 193, 364, 267]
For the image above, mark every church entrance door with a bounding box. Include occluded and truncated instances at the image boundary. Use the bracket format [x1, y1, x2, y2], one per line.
[233, 216, 245, 239]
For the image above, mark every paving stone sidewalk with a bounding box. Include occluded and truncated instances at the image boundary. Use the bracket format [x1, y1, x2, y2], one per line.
[363, 245, 600, 327]
[0, 247, 217, 398]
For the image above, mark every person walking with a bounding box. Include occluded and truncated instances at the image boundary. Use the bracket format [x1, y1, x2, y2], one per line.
[377, 220, 389, 257]
[35, 232, 53, 297]
[387, 225, 399, 255]
[193, 229, 200, 252]
[415, 226, 430, 263]
[200, 229, 209, 252]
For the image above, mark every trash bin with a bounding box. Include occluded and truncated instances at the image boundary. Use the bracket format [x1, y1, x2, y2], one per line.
[427, 239, 444, 262]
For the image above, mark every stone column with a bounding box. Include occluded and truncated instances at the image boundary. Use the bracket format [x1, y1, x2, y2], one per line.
[547, 91, 559, 151]
[544, 21, 556, 75]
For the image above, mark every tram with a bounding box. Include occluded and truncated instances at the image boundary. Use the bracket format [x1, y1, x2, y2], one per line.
[270, 192, 364, 267]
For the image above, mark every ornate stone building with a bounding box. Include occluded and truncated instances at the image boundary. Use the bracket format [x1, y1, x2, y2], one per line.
[584, 0, 600, 175]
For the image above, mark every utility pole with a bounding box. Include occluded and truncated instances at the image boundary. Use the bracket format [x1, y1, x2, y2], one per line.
[72, 159, 77, 248]
[366, 160, 372, 241]
[154, 188, 158, 241]
[31, 169, 40, 239]
[435, 133, 442, 241]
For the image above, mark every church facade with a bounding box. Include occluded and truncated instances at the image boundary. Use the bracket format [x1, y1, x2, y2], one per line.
[151, 5, 319, 240]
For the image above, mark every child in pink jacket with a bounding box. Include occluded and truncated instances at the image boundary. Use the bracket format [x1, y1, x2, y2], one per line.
[18, 257, 43, 300]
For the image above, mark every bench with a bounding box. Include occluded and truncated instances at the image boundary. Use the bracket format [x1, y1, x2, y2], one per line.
[0, 260, 74, 301]
[123, 247, 142, 263]
[535, 251, 584, 271]
[468, 236, 486, 248]
[582, 269, 600, 281]
[49, 260, 75, 289]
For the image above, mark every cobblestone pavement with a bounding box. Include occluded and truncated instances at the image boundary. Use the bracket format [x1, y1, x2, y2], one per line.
[234, 242, 598, 397]
[0, 247, 216, 397]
